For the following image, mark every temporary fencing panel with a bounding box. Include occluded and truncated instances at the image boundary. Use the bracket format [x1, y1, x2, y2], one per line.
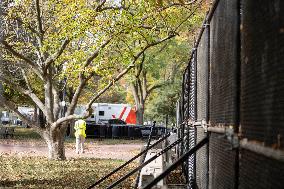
[208, 0, 239, 188]
[196, 24, 209, 189]
[183, 69, 190, 121]
[182, 57, 197, 188]
[177, 0, 284, 189]
[240, 0, 284, 188]
[197, 27, 209, 122]
[196, 127, 208, 189]
[239, 149, 284, 189]
[209, 0, 239, 127]
[241, 0, 284, 150]
[209, 133, 237, 189]
[187, 53, 197, 188]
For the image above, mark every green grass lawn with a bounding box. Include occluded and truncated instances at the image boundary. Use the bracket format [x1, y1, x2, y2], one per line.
[13, 127, 42, 139]
[0, 156, 137, 188]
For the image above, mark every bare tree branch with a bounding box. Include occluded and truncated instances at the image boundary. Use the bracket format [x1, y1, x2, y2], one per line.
[21, 69, 32, 91]
[95, 0, 107, 11]
[44, 38, 70, 74]
[95, 0, 127, 12]
[34, 0, 44, 35]
[174, 1, 203, 32]
[137, 78, 144, 104]
[147, 83, 165, 94]
[0, 74, 47, 115]
[142, 71, 147, 100]
[0, 40, 40, 73]
[135, 53, 145, 78]
[86, 63, 135, 111]
[52, 34, 176, 127]
[86, 34, 176, 110]
[44, 69, 55, 123]
[52, 63, 135, 128]
[137, 25, 163, 31]
[0, 94, 42, 132]
[61, 38, 112, 116]
[66, 71, 97, 117]
[83, 38, 111, 68]
[65, 77, 87, 116]
[142, 0, 198, 21]
[130, 82, 140, 106]
[1, 12, 40, 36]
[52, 86, 61, 120]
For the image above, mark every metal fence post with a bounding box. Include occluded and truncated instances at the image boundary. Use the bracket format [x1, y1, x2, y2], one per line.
[205, 16, 211, 189]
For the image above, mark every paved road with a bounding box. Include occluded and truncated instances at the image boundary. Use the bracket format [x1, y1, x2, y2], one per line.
[0, 143, 142, 161]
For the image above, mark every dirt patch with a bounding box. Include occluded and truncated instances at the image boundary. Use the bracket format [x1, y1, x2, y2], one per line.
[0, 142, 142, 161]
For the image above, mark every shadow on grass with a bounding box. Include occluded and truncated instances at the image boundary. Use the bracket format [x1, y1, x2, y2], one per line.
[0, 178, 86, 188]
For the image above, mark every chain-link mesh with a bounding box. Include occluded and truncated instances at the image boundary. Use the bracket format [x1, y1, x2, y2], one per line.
[177, 0, 283, 189]
[195, 25, 209, 189]
[239, 150, 284, 189]
[207, 0, 239, 188]
[209, 0, 239, 127]
[209, 133, 237, 189]
[239, 1, 284, 188]
[196, 127, 208, 189]
[187, 126, 196, 188]
[183, 68, 190, 120]
[179, 52, 197, 188]
[241, 0, 284, 149]
[188, 53, 196, 122]
[197, 27, 209, 121]
[187, 53, 197, 188]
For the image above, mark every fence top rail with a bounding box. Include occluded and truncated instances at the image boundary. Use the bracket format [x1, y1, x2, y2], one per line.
[188, 0, 221, 56]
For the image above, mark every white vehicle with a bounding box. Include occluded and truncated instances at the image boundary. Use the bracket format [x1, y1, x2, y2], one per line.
[1, 111, 10, 124]
[75, 103, 136, 124]
[18, 107, 34, 117]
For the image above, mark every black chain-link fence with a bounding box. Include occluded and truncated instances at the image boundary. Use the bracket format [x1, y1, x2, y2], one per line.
[177, 0, 284, 188]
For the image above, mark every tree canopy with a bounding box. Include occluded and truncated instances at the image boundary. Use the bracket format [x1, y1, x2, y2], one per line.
[0, 0, 207, 159]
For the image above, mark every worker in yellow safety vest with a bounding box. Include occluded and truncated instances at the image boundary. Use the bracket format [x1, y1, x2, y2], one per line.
[74, 119, 86, 154]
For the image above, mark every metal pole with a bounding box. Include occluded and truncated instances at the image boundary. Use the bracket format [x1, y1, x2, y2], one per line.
[206, 0, 221, 23]
[205, 21, 211, 189]
[107, 135, 184, 189]
[192, 47, 198, 188]
[142, 137, 209, 189]
[0, 83, 3, 97]
[240, 139, 284, 162]
[207, 127, 226, 134]
[88, 131, 171, 189]
[234, 0, 241, 188]
[165, 115, 168, 134]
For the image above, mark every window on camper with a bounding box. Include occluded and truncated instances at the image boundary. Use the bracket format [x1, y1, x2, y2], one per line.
[99, 111, 105, 116]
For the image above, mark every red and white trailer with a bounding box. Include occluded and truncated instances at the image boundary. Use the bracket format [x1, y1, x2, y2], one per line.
[76, 103, 136, 124]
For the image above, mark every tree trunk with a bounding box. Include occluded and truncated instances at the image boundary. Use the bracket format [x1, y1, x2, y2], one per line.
[136, 105, 144, 125]
[43, 128, 66, 160]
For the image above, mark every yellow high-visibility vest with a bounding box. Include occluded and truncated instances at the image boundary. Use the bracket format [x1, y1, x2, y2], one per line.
[74, 119, 86, 138]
